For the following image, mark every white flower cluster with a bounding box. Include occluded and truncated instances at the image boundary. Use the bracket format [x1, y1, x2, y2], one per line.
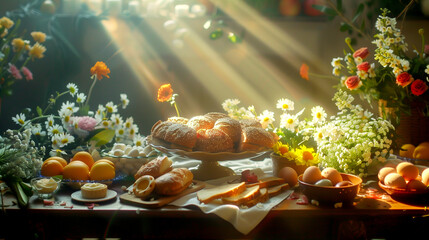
[0, 129, 45, 180]
[373, 9, 410, 76]
[221, 99, 256, 120]
[317, 90, 395, 178]
[11, 83, 141, 156]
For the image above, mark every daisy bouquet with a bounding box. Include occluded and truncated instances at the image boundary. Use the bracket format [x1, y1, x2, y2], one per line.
[0, 16, 47, 112]
[7, 61, 145, 157]
[222, 98, 324, 167]
[317, 90, 395, 177]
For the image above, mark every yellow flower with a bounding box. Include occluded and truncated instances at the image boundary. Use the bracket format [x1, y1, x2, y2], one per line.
[29, 42, 47, 59]
[0, 16, 14, 29]
[11, 38, 26, 52]
[294, 145, 319, 166]
[31, 31, 46, 43]
[90, 61, 110, 80]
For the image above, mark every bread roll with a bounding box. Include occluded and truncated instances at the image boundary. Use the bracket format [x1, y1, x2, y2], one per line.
[238, 127, 274, 152]
[195, 128, 234, 152]
[133, 175, 156, 198]
[134, 156, 173, 180]
[167, 116, 189, 125]
[213, 117, 242, 143]
[187, 116, 215, 131]
[151, 121, 197, 150]
[239, 119, 262, 128]
[204, 112, 229, 122]
[155, 168, 193, 195]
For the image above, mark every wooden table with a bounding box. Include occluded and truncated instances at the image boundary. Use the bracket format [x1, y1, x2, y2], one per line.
[1, 178, 429, 239]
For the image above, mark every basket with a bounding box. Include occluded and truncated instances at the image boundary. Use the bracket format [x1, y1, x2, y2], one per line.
[378, 100, 429, 148]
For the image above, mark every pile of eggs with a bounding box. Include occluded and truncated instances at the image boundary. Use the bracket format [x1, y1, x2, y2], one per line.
[378, 162, 429, 191]
[301, 166, 353, 187]
[103, 143, 158, 176]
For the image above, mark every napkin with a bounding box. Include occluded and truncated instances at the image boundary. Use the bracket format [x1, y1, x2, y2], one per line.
[169, 158, 292, 235]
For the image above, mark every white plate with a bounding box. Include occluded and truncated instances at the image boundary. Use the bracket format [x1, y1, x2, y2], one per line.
[71, 189, 117, 203]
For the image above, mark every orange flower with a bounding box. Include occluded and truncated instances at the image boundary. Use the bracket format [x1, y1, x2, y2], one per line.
[157, 84, 173, 102]
[300, 63, 309, 81]
[90, 61, 110, 80]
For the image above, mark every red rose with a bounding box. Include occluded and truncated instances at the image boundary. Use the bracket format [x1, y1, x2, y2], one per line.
[345, 76, 361, 90]
[357, 62, 370, 72]
[353, 47, 369, 59]
[411, 79, 428, 96]
[396, 72, 413, 87]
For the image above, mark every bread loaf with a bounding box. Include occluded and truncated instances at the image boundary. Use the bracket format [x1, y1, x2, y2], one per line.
[238, 127, 275, 152]
[213, 117, 242, 143]
[195, 128, 234, 152]
[155, 168, 194, 196]
[187, 116, 215, 131]
[151, 121, 197, 150]
[246, 177, 286, 188]
[242, 188, 269, 208]
[134, 156, 172, 180]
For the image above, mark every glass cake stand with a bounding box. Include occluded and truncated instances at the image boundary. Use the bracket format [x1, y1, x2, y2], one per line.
[149, 137, 270, 181]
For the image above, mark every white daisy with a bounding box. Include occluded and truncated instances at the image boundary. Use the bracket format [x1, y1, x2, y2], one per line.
[45, 115, 55, 129]
[128, 124, 139, 138]
[57, 132, 75, 147]
[311, 106, 327, 123]
[105, 101, 118, 113]
[115, 127, 126, 138]
[101, 119, 111, 129]
[67, 83, 78, 97]
[120, 94, 129, 109]
[110, 114, 123, 128]
[47, 124, 64, 136]
[331, 57, 343, 68]
[58, 108, 73, 123]
[425, 65, 429, 75]
[133, 134, 145, 147]
[280, 113, 298, 131]
[76, 93, 86, 103]
[257, 110, 275, 129]
[61, 101, 79, 113]
[332, 67, 341, 76]
[12, 113, 27, 126]
[124, 117, 134, 129]
[276, 98, 294, 111]
[31, 124, 46, 137]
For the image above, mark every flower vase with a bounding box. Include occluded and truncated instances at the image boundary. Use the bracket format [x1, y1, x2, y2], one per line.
[379, 100, 429, 148]
[270, 152, 308, 177]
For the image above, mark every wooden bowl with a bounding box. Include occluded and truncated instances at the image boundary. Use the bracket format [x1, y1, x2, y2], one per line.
[298, 173, 362, 204]
[378, 181, 429, 198]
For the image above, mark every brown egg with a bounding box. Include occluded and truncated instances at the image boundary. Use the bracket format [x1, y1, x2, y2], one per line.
[278, 167, 298, 187]
[396, 162, 419, 181]
[321, 167, 342, 185]
[407, 179, 427, 192]
[421, 168, 429, 186]
[378, 167, 396, 183]
[302, 166, 322, 184]
[384, 173, 407, 189]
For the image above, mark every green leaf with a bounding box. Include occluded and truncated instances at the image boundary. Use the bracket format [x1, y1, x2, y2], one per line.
[79, 104, 90, 116]
[209, 29, 223, 40]
[36, 106, 43, 117]
[340, 22, 351, 32]
[89, 129, 115, 147]
[352, 3, 364, 23]
[228, 33, 242, 43]
[336, 0, 343, 12]
[312, 5, 337, 17]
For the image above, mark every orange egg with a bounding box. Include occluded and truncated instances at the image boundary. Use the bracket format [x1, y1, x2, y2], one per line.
[71, 151, 94, 169]
[396, 162, 419, 181]
[41, 159, 64, 177]
[45, 156, 68, 167]
[378, 167, 396, 183]
[321, 167, 342, 186]
[384, 173, 407, 189]
[407, 179, 427, 192]
[90, 162, 115, 181]
[421, 168, 429, 186]
[278, 167, 298, 187]
[302, 166, 322, 184]
[63, 160, 90, 181]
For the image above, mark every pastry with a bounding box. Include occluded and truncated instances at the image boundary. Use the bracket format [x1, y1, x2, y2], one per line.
[134, 156, 173, 180]
[133, 175, 156, 198]
[151, 120, 197, 150]
[239, 119, 262, 128]
[213, 117, 242, 143]
[187, 115, 215, 131]
[238, 127, 275, 152]
[195, 128, 234, 152]
[167, 116, 189, 125]
[81, 183, 108, 199]
[204, 112, 229, 122]
[155, 168, 193, 196]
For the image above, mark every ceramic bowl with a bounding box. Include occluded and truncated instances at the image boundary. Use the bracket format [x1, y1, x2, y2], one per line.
[298, 173, 362, 204]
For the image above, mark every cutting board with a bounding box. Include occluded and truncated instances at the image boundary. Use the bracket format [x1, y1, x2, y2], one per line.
[119, 180, 205, 208]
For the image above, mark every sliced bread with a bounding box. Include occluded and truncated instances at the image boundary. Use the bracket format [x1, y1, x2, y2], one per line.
[222, 185, 261, 205]
[246, 177, 286, 188]
[242, 188, 269, 208]
[267, 183, 290, 198]
[197, 182, 246, 204]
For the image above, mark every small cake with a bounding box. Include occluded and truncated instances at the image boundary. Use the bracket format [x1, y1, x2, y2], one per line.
[81, 183, 108, 199]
